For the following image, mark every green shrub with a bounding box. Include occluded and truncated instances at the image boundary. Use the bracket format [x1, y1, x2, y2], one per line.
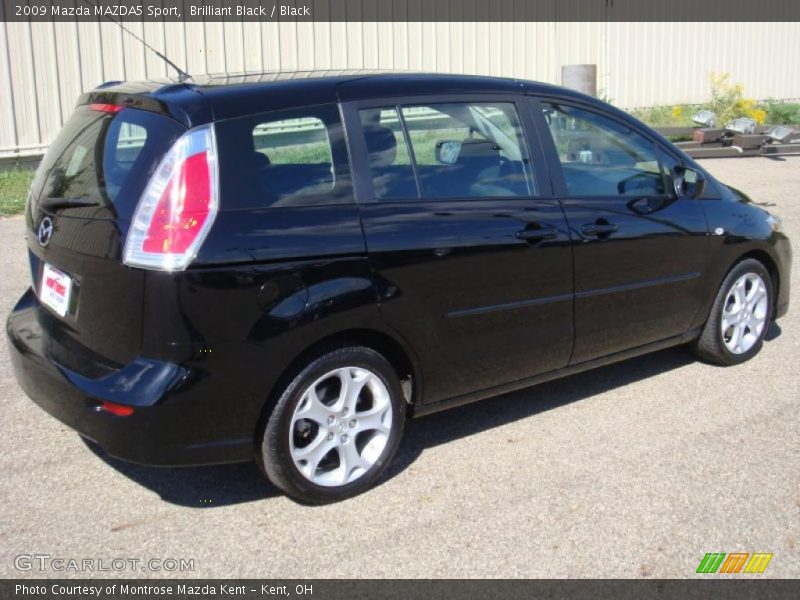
[629, 105, 695, 127]
[626, 73, 800, 129]
[763, 100, 800, 125]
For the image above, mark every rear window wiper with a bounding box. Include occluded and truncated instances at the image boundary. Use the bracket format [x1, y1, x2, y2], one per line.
[39, 196, 99, 210]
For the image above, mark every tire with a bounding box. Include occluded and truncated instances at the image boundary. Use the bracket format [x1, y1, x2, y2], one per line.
[693, 258, 774, 366]
[259, 346, 406, 504]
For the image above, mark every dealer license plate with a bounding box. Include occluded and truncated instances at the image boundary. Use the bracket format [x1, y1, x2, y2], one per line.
[40, 263, 72, 317]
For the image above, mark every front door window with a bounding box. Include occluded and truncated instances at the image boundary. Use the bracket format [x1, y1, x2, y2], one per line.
[541, 102, 666, 197]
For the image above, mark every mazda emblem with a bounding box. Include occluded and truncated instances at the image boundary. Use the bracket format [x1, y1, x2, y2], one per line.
[37, 216, 54, 247]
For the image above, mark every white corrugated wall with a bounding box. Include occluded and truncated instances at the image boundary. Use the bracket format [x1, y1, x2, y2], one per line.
[2, 20, 800, 159]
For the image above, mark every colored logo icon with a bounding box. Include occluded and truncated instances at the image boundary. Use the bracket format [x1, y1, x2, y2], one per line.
[696, 552, 773, 574]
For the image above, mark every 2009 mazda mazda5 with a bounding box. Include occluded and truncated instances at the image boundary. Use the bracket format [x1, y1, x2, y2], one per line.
[6, 72, 791, 503]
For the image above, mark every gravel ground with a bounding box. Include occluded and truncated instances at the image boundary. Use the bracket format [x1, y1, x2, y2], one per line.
[0, 157, 798, 579]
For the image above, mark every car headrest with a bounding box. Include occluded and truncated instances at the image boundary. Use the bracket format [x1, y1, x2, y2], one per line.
[237, 151, 270, 174]
[253, 152, 270, 167]
[457, 138, 502, 160]
[364, 126, 397, 168]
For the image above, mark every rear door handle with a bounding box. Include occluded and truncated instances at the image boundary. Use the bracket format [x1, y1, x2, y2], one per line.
[581, 222, 619, 236]
[515, 226, 557, 242]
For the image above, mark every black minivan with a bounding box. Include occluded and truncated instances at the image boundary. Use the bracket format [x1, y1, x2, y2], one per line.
[7, 72, 791, 503]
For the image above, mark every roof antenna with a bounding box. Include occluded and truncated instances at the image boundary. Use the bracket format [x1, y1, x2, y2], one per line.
[81, 0, 191, 82]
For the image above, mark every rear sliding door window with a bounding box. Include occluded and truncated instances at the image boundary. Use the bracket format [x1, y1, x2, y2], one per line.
[215, 104, 352, 209]
[359, 101, 535, 200]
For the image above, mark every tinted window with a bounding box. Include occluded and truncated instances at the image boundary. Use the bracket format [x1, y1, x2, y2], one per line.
[105, 121, 148, 199]
[542, 103, 665, 197]
[113, 122, 148, 161]
[358, 107, 417, 199]
[360, 102, 534, 200]
[253, 117, 331, 166]
[32, 106, 185, 218]
[216, 104, 352, 209]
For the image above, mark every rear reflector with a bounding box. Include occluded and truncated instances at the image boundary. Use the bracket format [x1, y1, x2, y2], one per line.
[123, 125, 219, 270]
[89, 103, 124, 113]
[100, 401, 134, 416]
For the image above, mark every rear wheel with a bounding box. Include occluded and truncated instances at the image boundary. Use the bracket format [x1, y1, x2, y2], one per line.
[693, 258, 773, 365]
[259, 346, 406, 504]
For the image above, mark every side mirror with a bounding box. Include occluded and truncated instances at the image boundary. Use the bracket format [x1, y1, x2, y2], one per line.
[435, 141, 462, 165]
[672, 166, 706, 199]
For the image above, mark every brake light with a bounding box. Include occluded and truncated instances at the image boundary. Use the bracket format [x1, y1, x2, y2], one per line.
[89, 103, 124, 113]
[123, 125, 219, 270]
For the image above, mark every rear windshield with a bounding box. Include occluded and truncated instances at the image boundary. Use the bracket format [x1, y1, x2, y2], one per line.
[32, 106, 186, 219]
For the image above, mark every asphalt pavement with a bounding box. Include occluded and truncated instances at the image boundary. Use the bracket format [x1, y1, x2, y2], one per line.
[0, 157, 798, 578]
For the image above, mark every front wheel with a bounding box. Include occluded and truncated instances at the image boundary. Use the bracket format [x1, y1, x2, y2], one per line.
[259, 346, 406, 504]
[693, 258, 773, 365]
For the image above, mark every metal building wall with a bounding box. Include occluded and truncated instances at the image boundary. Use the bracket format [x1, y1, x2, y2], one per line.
[606, 21, 800, 108]
[1, 19, 799, 159]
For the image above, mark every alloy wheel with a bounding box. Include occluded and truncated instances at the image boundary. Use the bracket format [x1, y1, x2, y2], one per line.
[720, 272, 769, 354]
[289, 367, 392, 487]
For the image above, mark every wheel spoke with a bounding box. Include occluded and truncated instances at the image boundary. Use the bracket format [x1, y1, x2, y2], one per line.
[733, 278, 747, 307]
[748, 313, 765, 336]
[338, 368, 369, 413]
[728, 322, 743, 353]
[750, 286, 767, 311]
[738, 330, 754, 353]
[744, 277, 758, 301]
[749, 285, 761, 303]
[338, 439, 366, 481]
[294, 386, 332, 426]
[725, 293, 740, 317]
[297, 436, 337, 478]
[721, 311, 738, 332]
[293, 429, 326, 459]
[355, 406, 391, 435]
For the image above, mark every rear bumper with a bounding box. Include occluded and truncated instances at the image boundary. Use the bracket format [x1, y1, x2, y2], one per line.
[6, 288, 254, 466]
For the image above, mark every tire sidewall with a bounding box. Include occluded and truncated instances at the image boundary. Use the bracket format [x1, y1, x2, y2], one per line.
[711, 259, 774, 365]
[261, 347, 406, 504]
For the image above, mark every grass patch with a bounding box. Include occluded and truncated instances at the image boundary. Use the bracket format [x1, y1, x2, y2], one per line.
[0, 169, 34, 217]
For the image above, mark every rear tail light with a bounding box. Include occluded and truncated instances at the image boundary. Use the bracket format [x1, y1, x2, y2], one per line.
[123, 125, 219, 270]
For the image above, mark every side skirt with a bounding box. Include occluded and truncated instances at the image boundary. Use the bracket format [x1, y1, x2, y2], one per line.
[410, 329, 701, 418]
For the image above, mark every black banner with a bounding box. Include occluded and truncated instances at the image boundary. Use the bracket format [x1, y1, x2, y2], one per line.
[3, 579, 800, 600]
[2, 0, 800, 23]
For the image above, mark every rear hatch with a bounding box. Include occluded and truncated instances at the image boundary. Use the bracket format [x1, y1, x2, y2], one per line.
[26, 103, 186, 372]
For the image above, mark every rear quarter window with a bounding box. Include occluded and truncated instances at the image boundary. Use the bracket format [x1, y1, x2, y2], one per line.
[215, 104, 353, 210]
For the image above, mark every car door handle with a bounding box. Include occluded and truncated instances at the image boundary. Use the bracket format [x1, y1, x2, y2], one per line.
[581, 222, 619, 237]
[515, 226, 557, 242]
